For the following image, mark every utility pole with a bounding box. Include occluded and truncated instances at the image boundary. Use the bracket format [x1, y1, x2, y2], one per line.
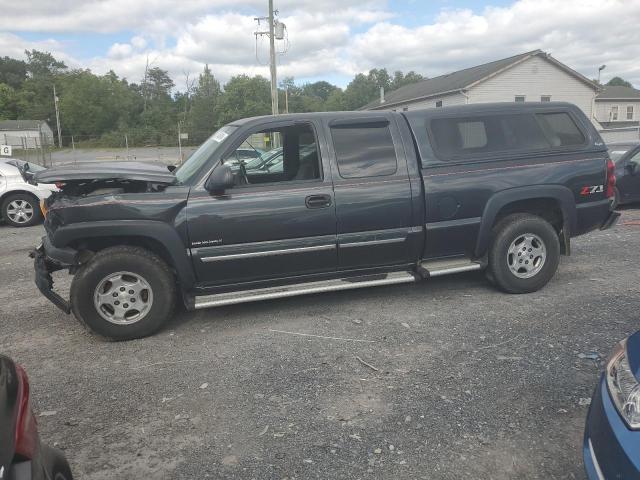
[255, 2, 286, 116]
[268, 0, 278, 116]
[53, 85, 62, 148]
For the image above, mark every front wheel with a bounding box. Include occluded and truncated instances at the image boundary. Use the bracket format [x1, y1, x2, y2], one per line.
[70, 246, 176, 340]
[488, 213, 560, 294]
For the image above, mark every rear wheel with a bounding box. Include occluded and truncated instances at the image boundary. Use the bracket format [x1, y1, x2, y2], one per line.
[1, 193, 42, 227]
[488, 213, 560, 294]
[70, 246, 176, 340]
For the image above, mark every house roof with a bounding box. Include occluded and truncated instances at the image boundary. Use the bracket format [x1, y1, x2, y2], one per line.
[596, 85, 640, 101]
[0, 120, 49, 131]
[363, 50, 600, 110]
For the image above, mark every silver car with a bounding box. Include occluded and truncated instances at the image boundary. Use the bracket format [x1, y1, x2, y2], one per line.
[0, 159, 56, 227]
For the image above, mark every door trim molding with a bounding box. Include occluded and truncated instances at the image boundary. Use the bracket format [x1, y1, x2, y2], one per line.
[201, 244, 335, 262]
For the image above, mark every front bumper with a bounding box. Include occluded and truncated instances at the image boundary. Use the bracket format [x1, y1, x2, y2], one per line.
[30, 237, 76, 314]
[583, 375, 640, 480]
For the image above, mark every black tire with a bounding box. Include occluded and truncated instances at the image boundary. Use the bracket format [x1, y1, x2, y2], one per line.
[40, 446, 73, 480]
[70, 246, 176, 340]
[487, 213, 560, 294]
[1, 193, 42, 227]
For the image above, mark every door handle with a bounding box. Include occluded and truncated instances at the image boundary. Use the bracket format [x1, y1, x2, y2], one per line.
[305, 194, 332, 209]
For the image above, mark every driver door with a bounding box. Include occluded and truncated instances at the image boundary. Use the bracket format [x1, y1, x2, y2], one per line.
[186, 119, 337, 287]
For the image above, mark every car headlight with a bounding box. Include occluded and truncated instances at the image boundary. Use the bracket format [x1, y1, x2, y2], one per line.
[606, 339, 640, 429]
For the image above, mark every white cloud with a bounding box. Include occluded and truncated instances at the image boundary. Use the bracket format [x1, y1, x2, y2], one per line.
[2, 0, 640, 90]
[107, 43, 133, 59]
[130, 36, 147, 50]
[349, 0, 640, 85]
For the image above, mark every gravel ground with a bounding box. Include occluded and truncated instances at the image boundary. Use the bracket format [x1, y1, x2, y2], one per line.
[1, 209, 639, 479]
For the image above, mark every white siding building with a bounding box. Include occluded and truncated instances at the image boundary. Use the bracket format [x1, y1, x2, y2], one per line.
[363, 50, 600, 121]
[0, 120, 54, 148]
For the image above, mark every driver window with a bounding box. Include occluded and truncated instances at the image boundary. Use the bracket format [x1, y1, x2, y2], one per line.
[223, 124, 321, 186]
[629, 150, 640, 165]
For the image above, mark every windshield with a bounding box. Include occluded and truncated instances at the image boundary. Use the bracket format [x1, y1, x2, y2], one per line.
[4, 159, 46, 172]
[174, 125, 237, 184]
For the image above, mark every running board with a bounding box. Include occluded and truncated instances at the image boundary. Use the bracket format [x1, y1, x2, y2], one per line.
[419, 258, 482, 277]
[194, 271, 417, 309]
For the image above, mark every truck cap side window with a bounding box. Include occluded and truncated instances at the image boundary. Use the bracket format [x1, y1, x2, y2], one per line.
[330, 123, 397, 179]
[427, 111, 585, 162]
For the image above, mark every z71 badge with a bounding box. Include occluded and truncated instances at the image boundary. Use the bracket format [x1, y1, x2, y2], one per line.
[580, 185, 604, 196]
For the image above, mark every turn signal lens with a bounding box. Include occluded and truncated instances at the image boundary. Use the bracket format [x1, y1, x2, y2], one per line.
[40, 199, 48, 219]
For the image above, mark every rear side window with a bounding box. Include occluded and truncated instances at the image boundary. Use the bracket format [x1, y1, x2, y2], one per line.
[535, 112, 585, 147]
[331, 124, 397, 178]
[428, 111, 585, 161]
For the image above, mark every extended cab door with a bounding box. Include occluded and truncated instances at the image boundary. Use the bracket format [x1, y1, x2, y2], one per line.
[326, 115, 414, 270]
[187, 119, 337, 287]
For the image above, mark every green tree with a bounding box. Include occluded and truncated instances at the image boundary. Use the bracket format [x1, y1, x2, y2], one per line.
[0, 83, 18, 119]
[0, 57, 27, 89]
[57, 70, 140, 140]
[217, 75, 271, 125]
[607, 76, 634, 88]
[190, 65, 222, 141]
[391, 70, 425, 89]
[342, 73, 378, 110]
[15, 50, 68, 122]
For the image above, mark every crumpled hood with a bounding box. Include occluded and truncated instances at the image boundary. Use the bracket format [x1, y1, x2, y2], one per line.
[34, 161, 177, 185]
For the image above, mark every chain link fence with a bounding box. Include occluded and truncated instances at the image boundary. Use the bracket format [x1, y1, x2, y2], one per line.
[1, 134, 53, 167]
[3, 128, 276, 167]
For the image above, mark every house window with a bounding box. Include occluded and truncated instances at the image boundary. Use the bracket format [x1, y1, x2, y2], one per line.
[611, 106, 619, 121]
[541, 95, 551, 102]
[515, 96, 526, 102]
[435, 100, 443, 108]
[627, 106, 634, 120]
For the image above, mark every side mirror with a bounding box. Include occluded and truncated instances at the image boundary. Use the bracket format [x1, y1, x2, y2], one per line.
[626, 163, 638, 175]
[205, 164, 234, 193]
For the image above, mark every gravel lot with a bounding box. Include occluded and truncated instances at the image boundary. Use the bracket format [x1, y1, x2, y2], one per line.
[1, 209, 639, 479]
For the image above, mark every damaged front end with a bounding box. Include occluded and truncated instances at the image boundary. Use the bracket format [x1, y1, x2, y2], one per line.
[31, 161, 181, 313]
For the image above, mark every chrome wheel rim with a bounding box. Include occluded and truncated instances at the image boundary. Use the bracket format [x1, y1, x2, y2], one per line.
[94, 271, 153, 325]
[507, 233, 547, 279]
[6, 199, 34, 224]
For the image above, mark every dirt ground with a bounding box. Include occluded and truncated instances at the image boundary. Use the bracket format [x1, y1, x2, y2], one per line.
[1, 208, 639, 479]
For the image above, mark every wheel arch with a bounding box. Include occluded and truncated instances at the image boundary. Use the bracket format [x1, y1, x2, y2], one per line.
[475, 186, 577, 257]
[0, 189, 41, 208]
[52, 220, 196, 290]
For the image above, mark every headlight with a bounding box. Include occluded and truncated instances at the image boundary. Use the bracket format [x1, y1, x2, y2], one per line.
[606, 339, 640, 429]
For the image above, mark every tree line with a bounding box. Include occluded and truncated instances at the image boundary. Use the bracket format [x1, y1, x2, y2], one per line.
[0, 50, 425, 148]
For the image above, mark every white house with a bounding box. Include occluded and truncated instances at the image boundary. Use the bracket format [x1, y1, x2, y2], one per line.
[0, 120, 55, 148]
[594, 85, 640, 127]
[362, 50, 600, 121]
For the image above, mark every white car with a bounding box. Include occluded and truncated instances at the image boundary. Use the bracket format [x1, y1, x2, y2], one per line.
[0, 158, 57, 227]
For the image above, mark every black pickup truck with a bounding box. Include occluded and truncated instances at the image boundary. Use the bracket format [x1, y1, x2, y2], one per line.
[33, 102, 619, 340]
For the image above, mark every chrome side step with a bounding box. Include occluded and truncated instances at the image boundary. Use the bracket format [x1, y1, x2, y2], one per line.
[420, 257, 482, 277]
[194, 271, 417, 309]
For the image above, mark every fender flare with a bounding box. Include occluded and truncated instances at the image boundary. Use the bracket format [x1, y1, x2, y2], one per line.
[51, 220, 196, 289]
[474, 185, 577, 257]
